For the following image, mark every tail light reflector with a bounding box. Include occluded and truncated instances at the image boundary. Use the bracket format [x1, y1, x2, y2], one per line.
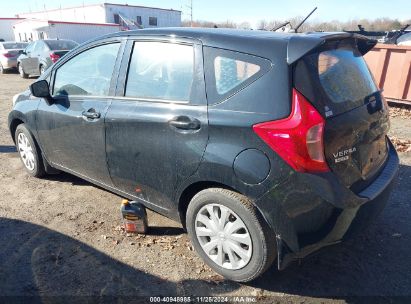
[1, 52, 13, 58]
[50, 52, 60, 63]
[253, 88, 330, 173]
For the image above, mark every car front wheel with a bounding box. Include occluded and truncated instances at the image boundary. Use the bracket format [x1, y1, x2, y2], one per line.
[186, 188, 277, 282]
[15, 124, 45, 177]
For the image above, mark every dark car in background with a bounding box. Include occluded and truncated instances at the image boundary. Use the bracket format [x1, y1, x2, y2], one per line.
[17, 39, 78, 78]
[0, 41, 28, 74]
[8, 29, 399, 282]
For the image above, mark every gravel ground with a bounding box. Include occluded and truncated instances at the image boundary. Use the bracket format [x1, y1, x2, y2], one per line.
[0, 72, 410, 303]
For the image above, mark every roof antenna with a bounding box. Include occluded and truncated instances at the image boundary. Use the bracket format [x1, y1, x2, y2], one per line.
[293, 7, 317, 33]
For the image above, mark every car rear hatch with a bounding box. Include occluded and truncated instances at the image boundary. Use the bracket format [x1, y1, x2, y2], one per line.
[293, 34, 390, 192]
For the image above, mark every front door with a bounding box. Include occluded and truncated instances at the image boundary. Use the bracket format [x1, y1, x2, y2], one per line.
[105, 39, 208, 213]
[36, 41, 123, 186]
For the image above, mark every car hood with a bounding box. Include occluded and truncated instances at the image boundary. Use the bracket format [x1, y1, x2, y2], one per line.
[13, 90, 31, 106]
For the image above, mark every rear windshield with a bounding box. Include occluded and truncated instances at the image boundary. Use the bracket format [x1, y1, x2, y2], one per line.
[2, 42, 28, 49]
[294, 40, 378, 117]
[45, 40, 78, 50]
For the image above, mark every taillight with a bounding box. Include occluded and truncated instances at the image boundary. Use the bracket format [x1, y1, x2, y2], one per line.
[253, 88, 330, 173]
[1, 52, 13, 58]
[50, 52, 60, 63]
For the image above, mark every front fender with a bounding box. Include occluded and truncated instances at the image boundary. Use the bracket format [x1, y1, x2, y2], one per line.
[8, 98, 41, 142]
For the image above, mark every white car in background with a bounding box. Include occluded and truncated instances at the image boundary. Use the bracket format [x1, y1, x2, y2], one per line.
[397, 32, 411, 46]
[0, 41, 28, 74]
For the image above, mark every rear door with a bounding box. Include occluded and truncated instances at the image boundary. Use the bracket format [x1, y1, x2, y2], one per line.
[19, 41, 38, 74]
[105, 38, 208, 212]
[36, 40, 124, 186]
[294, 39, 390, 191]
[27, 40, 44, 74]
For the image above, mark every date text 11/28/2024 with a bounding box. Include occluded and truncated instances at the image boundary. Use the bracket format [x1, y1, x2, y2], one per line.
[149, 296, 258, 303]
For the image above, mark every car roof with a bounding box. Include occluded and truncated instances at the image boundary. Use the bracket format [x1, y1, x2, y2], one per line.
[95, 28, 373, 64]
[101, 28, 296, 60]
[1, 41, 28, 43]
[41, 39, 77, 43]
[114, 27, 297, 41]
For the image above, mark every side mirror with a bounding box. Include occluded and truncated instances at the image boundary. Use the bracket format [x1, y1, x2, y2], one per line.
[29, 80, 54, 105]
[19, 50, 25, 55]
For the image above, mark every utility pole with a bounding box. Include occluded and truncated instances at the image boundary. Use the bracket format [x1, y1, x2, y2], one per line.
[190, 0, 193, 27]
[185, 0, 193, 27]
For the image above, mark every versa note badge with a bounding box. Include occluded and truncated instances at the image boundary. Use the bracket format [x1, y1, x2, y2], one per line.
[333, 147, 357, 163]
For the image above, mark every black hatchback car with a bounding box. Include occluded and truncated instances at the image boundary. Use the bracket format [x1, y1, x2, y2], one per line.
[9, 28, 399, 282]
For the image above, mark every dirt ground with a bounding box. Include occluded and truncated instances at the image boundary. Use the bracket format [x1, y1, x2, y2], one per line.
[0, 72, 410, 303]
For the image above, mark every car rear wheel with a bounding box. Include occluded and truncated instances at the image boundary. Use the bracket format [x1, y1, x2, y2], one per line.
[18, 63, 28, 79]
[186, 188, 276, 282]
[0, 63, 5, 74]
[15, 124, 45, 177]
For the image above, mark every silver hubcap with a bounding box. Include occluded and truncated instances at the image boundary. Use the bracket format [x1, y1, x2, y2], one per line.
[17, 133, 35, 171]
[195, 204, 252, 270]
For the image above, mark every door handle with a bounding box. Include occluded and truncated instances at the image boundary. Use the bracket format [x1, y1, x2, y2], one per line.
[82, 108, 101, 119]
[169, 116, 200, 130]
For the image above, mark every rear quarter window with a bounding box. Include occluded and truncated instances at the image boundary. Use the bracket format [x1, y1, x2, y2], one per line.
[204, 47, 271, 104]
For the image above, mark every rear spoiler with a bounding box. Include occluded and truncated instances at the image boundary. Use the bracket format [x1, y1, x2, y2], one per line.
[287, 32, 377, 65]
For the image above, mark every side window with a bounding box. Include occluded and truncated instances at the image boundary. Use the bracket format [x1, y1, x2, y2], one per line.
[33, 42, 42, 53]
[34, 41, 47, 53]
[53, 43, 120, 97]
[149, 17, 158, 26]
[204, 47, 271, 104]
[113, 14, 120, 24]
[25, 42, 35, 53]
[125, 41, 194, 102]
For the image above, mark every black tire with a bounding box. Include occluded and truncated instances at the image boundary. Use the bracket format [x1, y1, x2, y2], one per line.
[18, 63, 28, 79]
[39, 64, 46, 75]
[15, 124, 45, 177]
[186, 188, 277, 282]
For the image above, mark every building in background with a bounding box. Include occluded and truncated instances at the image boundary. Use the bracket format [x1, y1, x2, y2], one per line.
[0, 18, 24, 41]
[1, 3, 181, 43]
[13, 19, 121, 43]
[16, 3, 181, 29]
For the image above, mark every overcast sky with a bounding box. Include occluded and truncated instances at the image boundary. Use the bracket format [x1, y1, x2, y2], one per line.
[2, 0, 410, 26]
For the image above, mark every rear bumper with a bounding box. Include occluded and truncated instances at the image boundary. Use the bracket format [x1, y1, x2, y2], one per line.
[255, 140, 399, 269]
[0, 58, 17, 69]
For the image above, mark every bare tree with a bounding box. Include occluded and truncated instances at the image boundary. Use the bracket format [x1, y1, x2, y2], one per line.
[256, 19, 269, 30]
[237, 21, 251, 29]
[182, 17, 410, 33]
